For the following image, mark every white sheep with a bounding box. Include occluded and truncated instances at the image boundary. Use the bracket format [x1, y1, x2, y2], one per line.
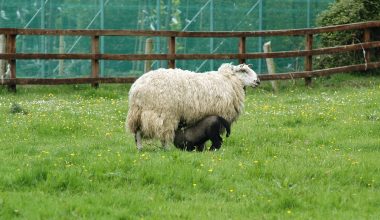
[126, 63, 260, 151]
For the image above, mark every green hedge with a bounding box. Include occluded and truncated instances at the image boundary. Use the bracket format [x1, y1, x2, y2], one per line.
[316, 0, 380, 69]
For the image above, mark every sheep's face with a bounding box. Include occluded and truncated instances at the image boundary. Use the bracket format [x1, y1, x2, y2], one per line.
[231, 64, 260, 88]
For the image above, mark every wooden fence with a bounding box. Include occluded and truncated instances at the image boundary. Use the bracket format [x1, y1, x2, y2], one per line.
[1, 21, 380, 91]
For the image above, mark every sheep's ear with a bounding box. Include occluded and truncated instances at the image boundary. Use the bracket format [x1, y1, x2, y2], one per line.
[219, 63, 234, 72]
[236, 63, 253, 73]
[234, 64, 246, 72]
[238, 63, 253, 68]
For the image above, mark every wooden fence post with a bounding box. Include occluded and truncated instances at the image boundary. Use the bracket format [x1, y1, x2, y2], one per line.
[168, 36, 175, 69]
[58, 36, 65, 76]
[263, 41, 278, 93]
[305, 34, 313, 86]
[239, 37, 246, 64]
[91, 35, 100, 88]
[6, 34, 16, 92]
[0, 34, 6, 85]
[144, 38, 153, 73]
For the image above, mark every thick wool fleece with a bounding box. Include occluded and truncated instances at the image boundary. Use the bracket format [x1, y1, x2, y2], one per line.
[126, 64, 245, 144]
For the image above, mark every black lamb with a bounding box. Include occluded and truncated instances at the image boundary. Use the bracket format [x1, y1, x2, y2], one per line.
[174, 116, 231, 151]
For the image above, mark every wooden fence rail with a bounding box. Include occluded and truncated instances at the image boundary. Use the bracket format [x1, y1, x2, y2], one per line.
[1, 21, 380, 91]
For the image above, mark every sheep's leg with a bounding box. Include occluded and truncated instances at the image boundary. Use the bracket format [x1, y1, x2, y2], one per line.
[161, 124, 176, 151]
[135, 131, 143, 151]
[161, 140, 169, 150]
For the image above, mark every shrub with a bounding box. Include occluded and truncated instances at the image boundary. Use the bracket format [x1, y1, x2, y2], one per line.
[315, 0, 380, 69]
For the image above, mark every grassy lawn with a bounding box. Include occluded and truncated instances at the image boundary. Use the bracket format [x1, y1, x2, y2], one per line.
[0, 74, 379, 219]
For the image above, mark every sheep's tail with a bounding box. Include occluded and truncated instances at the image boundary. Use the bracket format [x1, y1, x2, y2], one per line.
[218, 116, 231, 137]
[126, 106, 142, 134]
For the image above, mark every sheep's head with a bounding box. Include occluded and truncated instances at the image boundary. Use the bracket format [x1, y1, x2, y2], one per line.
[219, 63, 260, 88]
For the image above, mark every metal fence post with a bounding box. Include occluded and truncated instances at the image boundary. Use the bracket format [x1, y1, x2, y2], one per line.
[364, 29, 371, 65]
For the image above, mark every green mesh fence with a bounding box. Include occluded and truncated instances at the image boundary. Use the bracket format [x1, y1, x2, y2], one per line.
[0, 0, 333, 78]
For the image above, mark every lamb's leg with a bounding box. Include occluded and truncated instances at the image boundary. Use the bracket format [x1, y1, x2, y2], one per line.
[195, 143, 205, 152]
[135, 130, 143, 151]
[185, 145, 196, 151]
[210, 135, 222, 151]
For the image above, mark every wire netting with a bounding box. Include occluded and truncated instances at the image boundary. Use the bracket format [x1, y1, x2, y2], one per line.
[0, 0, 333, 78]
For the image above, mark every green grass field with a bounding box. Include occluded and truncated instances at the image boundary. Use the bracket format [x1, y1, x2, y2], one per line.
[1, 74, 379, 219]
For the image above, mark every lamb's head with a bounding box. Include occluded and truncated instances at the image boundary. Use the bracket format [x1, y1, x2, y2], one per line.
[218, 63, 260, 88]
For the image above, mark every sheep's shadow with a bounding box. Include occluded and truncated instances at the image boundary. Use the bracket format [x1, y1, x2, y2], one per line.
[134, 141, 222, 153]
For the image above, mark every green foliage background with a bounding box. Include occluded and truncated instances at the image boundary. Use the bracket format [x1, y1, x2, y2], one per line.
[1, 0, 333, 75]
[316, 0, 380, 69]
